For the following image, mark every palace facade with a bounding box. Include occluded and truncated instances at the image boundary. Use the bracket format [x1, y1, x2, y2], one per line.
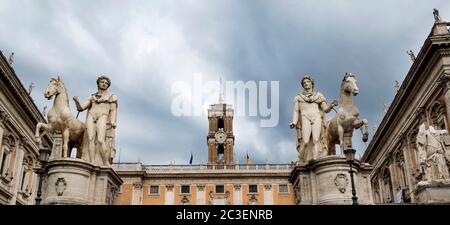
[361, 18, 450, 204]
[0, 51, 51, 205]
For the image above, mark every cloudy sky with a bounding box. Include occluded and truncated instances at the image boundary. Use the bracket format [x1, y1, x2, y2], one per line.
[1, 0, 449, 165]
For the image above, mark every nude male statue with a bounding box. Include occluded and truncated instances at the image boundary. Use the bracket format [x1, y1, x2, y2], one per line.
[73, 76, 117, 165]
[290, 75, 337, 164]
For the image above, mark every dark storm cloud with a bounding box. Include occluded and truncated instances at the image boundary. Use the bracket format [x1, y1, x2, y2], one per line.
[1, 0, 449, 164]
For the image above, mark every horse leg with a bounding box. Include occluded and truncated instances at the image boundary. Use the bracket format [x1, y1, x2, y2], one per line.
[35, 123, 53, 148]
[62, 128, 70, 158]
[327, 133, 336, 156]
[338, 125, 344, 155]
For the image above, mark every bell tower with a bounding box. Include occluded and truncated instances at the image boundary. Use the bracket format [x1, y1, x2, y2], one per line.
[207, 101, 234, 165]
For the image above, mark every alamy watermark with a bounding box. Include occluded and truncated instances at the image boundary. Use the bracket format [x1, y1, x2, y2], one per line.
[171, 73, 279, 127]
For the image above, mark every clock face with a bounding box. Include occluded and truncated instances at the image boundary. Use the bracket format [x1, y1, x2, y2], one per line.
[215, 131, 226, 144]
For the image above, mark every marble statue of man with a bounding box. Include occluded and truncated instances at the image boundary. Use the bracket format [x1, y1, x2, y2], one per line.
[433, 8, 441, 22]
[416, 123, 450, 183]
[407, 50, 416, 62]
[73, 76, 117, 166]
[290, 75, 337, 164]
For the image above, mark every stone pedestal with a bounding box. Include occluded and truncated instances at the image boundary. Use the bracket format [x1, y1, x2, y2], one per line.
[289, 155, 373, 205]
[414, 180, 450, 203]
[432, 22, 450, 36]
[42, 158, 122, 205]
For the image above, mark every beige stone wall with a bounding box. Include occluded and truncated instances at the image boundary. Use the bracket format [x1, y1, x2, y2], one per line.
[273, 184, 295, 205]
[115, 175, 295, 205]
[141, 185, 165, 205]
[116, 184, 133, 204]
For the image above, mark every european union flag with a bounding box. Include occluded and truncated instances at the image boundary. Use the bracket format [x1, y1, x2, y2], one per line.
[189, 152, 193, 164]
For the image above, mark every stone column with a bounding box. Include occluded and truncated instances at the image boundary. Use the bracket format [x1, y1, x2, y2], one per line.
[399, 133, 416, 202]
[225, 139, 233, 164]
[233, 184, 242, 205]
[439, 73, 450, 132]
[31, 172, 38, 204]
[131, 182, 143, 205]
[377, 170, 385, 203]
[208, 117, 213, 134]
[196, 184, 205, 205]
[10, 137, 25, 205]
[263, 184, 273, 205]
[165, 184, 174, 205]
[387, 159, 397, 202]
[0, 111, 7, 148]
[49, 133, 63, 160]
[0, 112, 7, 179]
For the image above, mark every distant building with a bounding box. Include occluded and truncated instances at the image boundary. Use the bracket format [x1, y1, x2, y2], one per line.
[113, 102, 295, 205]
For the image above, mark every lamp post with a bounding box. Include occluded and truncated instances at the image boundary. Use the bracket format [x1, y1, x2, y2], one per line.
[343, 148, 358, 205]
[35, 148, 51, 205]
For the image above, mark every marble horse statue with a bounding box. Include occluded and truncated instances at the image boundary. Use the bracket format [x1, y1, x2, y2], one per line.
[35, 77, 88, 160]
[325, 73, 369, 155]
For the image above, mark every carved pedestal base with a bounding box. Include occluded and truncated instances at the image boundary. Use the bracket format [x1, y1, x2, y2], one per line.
[289, 155, 373, 205]
[414, 180, 450, 203]
[42, 158, 122, 205]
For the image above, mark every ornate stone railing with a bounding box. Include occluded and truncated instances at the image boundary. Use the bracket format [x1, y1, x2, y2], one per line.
[113, 163, 294, 174]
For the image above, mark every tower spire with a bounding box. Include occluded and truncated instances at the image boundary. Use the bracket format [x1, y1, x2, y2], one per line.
[219, 77, 224, 104]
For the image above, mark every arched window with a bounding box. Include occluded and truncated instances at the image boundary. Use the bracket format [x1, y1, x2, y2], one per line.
[217, 145, 224, 161]
[218, 118, 224, 130]
[20, 155, 34, 194]
[428, 101, 447, 130]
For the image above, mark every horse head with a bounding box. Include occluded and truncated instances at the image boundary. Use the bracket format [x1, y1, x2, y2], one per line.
[44, 76, 65, 100]
[342, 72, 359, 96]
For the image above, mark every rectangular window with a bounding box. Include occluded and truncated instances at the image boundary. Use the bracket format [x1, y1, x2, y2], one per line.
[181, 185, 190, 194]
[0, 150, 9, 176]
[149, 185, 159, 195]
[215, 185, 224, 194]
[249, 184, 258, 193]
[279, 184, 288, 193]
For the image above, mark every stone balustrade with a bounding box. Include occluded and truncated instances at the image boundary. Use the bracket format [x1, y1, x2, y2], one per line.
[113, 163, 294, 174]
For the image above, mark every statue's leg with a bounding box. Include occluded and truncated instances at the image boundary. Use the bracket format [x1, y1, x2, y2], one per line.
[86, 117, 96, 163]
[301, 117, 312, 162]
[97, 116, 109, 165]
[62, 128, 70, 158]
[311, 119, 322, 160]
